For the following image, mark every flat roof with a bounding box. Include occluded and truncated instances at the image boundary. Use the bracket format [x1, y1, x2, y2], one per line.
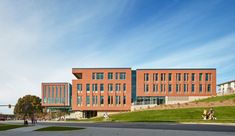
[72, 68, 131, 70]
[72, 68, 131, 79]
[217, 80, 235, 86]
[42, 82, 70, 84]
[73, 68, 216, 70]
[136, 68, 216, 70]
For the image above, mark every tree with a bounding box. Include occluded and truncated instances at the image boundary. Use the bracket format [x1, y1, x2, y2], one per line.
[14, 95, 42, 118]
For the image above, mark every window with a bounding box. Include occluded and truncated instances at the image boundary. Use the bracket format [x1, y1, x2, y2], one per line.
[58, 86, 65, 104]
[206, 73, 209, 81]
[176, 84, 180, 93]
[86, 84, 90, 92]
[100, 96, 104, 105]
[115, 73, 119, 79]
[108, 84, 113, 92]
[192, 73, 195, 81]
[154, 73, 158, 81]
[77, 96, 82, 105]
[92, 73, 95, 79]
[76, 73, 82, 79]
[184, 84, 188, 93]
[86, 96, 90, 106]
[92, 96, 95, 105]
[56, 86, 58, 97]
[207, 84, 211, 92]
[108, 96, 111, 104]
[92, 96, 98, 105]
[96, 73, 104, 80]
[184, 73, 188, 81]
[77, 84, 82, 92]
[48, 86, 50, 97]
[168, 73, 172, 81]
[64, 85, 66, 98]
[123, 96, 126, 105]
[92, 73, 104, 80]
[115, 84, 120, 91]
[120, 73, 126, 80]
[192, 84, 195, 93]
[168, 84, 172, 93]
[199, 84, 203, 93]
[100, 84, 104, 92]
[43, 86, 46, 97]
[161, 73, 165, 81]
[52, 86, 54, 98]
[199, 73, 203, 81]
[60, 86, 62, 98]
[160, 84, 165, 92]
[123, 83, 126, 91]
[153, 84, 158, 92]
[144, 84, 149, 92]
[176, 73, 181, 81]
[92, 84, 98, 92]
[108, 96, 113, 105]
[144, 73, 149, 81]
[108, 72, 113, 79]
[116, 96, 121, 105]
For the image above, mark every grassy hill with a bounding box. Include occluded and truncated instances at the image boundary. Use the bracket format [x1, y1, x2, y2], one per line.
[86, 95, 235, 123]
[90, 106, 235, 123]
[195, 94, 235, 102]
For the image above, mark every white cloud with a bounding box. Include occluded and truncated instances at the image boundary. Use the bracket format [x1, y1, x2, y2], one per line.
[0, 0, 132, 114]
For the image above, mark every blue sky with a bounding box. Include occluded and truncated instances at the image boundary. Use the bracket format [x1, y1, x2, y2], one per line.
[0, 0, 235, 114]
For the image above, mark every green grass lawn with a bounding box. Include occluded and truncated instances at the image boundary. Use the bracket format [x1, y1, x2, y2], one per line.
[195, 94, 235, 102]
[0, 124, 25, 131]
[35, 126, 85, 131]
[90, 106, 235, 123]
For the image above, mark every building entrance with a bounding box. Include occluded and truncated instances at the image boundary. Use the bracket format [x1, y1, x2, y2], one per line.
[83, 111, 97, 118]
[135, 96, 165, 105]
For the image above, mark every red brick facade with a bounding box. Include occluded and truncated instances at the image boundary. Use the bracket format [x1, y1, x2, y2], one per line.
[136, 69, 216, 97]
[72, 68, 132, 112]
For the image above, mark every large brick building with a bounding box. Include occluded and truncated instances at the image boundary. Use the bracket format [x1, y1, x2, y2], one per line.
[135, 69, 216, 105]
[72, 68, 132, 118]
[41, 68, 216, 118]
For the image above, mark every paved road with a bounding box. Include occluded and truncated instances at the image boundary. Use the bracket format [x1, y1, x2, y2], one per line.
[1, 121, 235, 136]
[35, 122, 235, 132]
[0, 125, 235, 136]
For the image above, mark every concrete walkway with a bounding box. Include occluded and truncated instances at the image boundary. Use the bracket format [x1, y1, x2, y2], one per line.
[6, 125, 46, 132]
[0, 125, 46, 136]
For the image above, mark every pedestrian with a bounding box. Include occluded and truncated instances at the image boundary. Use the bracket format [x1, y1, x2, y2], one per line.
[201, 109, 207, 120]
[31, 116, 34, 125]
[208, 108, 215, 120]
[35, 118, 37, 124]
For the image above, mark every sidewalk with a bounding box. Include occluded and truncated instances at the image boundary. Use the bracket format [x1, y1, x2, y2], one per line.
[0, 125, 47, 136]
[6, 125, 46, 132]
[181, 122, 235, 126]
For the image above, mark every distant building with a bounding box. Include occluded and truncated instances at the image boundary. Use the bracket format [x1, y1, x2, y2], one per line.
[41, 82, 72, 112]
[217, 80, 235, 95]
